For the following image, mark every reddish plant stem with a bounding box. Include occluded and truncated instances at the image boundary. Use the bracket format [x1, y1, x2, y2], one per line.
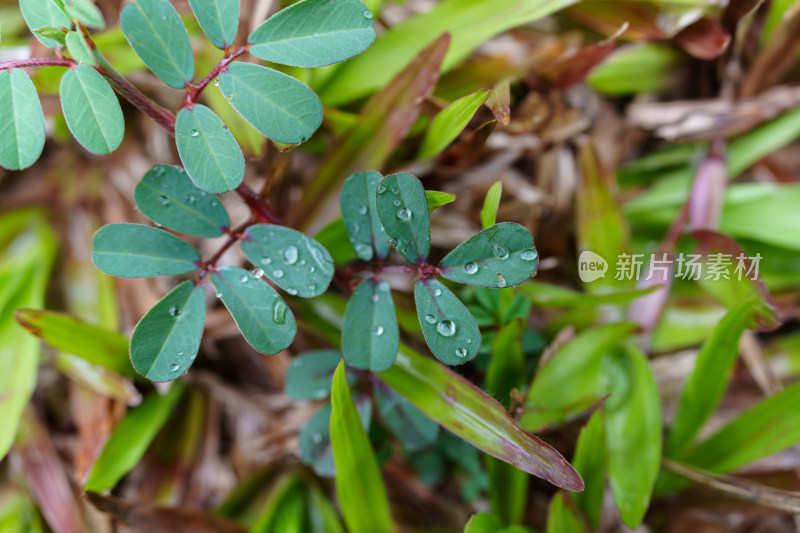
[182, 45, 249, 109]
[235, 183, 283, 225]
[0, 57, 75, 70]
[195, 219, 255, 281]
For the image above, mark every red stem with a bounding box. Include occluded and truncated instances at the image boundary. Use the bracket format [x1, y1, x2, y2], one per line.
[235, 183, 283, 225]
[195, 219, 255, 281]
[182, 45, 249, 109]
[0, 58, 75, 70]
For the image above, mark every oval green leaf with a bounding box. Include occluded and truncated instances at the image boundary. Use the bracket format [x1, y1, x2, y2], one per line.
[0, 69, 45, 170]
[241, 224, 334, 298]
[60, 64, 124, 155]
[342, 277, 398, 371]
[248, 0, 375, 67]
[175, 104, 244, 193]
[65, 31, 95, 65]
[134, 165, 230, 237]
[91, 223, 200, 278]
[376, 173, 431, 265]
[440, 223, 538, 288]
[188, 0, 238, 49]
[217, 62, 322, 144]
[63, 0, 104, 30]
[285, 350, 345, 400]
[414, 278, 480, 365]
[211, 265, 296, 355]
[340, 170, 390, 261]
[418, 89, 489, 160]
[374, 384, 438, 452]
[300, 395, 371, 477]
[20, 0, 72, 48]
[120, 0, 194, 88]
[129, 280, 206, 382]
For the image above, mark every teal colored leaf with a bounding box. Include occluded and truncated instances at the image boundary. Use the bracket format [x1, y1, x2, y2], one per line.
[120, 0, 194, 88]
[546, 492, 587, 533]
[241, 224, 334, 298]
[376, 173, 431, 264]
[60, 64, 124, 155]
[342, 277, 398, 371]
[175, 104, 244, 193]
[188, 0, 238, 49]
[285, 350, 345, 400]
[129, 280, 206, 382]
[571, 410, 605, 529]
[63, 0, 104, 29]
[374, 384, 438, 452]
[217, 62, 322, 145]
[480, 181, 502, 229]
[64, 31, 95, 64]
[84, 383, 185, 491]
[330, 361, 393, 533]
[211, 266, 296, 355]
[20, 0, 71, 48]
[0, 69, 45, 170]
[134, 165, 230, 238]
[439, 223, 538, 288]
[414, 278, 480, 365]
[91, 223, 200, 278]
[300, 395, 371, 477]
[418, 89, 489, 159]
[425, 190, 455, 212]
[248, 0, 375, 67]
[340, 171, 390, 261]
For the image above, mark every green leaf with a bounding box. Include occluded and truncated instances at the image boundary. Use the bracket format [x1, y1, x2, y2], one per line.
[330, 361, 393, 533]
[480, 181, 502, 229]
[285, 350, 344, 400]
[486, 458, 528, 526]
[248, 0, 375, 68]
[134, 165, 230, 238]
[64, 30, 95, 64]
[84, 383, 185, 492]
[571, 410, 605, 529]
[32, 26, 67, 46]
[340, 170, 390, 261]
[20, 0, 71, 48]
[217, 62, 322, 145]
[376, 173, 431, 264]
[414, 279, 481, 365]
[666, 299, 756, 457]
[129, 280, 206, 382]
[418, 89, 488, 159]
[211, 266, 296, 355]
[175, 104, 244, 193]
[588, 43, 682, 95]
[486, 319, 526, 406]
[63, 0, 104, 29]
[241, 224, 334, 298]
[120, 0, 194, 88]
[439, 223, 538, 288]
[463, 513, 503, 533]
[300, 395, 371, 477]
[378, 346, 584, 491]
[603, 346, 662, 528]
[0, 69, 45, 170]
[91, 223, 200, 278]
[59, 64, 124, 154]
[425, 190, 455, 212]
[188, 0, 238, 49]
[545, 492, 587, 533]
[342, 277, 398, 371]
[15, 309, 132, 376]
[374, 384, 438, 452]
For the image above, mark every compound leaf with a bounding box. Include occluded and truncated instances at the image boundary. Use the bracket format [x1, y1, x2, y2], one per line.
[374, 384, 438, 452]
[285, 350, 346, 400]
[414, 278, 480, 365]
[20, 0, 71, 48]
[91, 223, 200, 278]
[340, 170, 390, 261]
[211, 265, 296, 355]
[129, 280, 206, 382]
[134, 165, 230, 238]
[0, 69, 45, 170]
[376, 173, 431, 265]
[418, 89, 488, 160]
[60, 64, 124, 155]
[188, 0, 238, 49]
[342, 277, 398, 371]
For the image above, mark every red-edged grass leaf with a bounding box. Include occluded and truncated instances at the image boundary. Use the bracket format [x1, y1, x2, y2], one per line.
[241, 224, 335, 298]
[666, 298, 756, 457]
[120, 0, 194, 88]
[292, 34, 449, 228]
[376, 173, 431, 264]
[603, 345, 662, 529]
[176, 104, 244, 193]
[486, 79, 510, 125]
[60, 64, 124, 155]
[20, 0, 71, 48]
[248, 0, 375, 68]
[340, 170, 390, 261]
[417, 89, 489, 160]
[519, 322, 638, 432]
[0, 69, 45, 170]
[188, 0, 238, 50]
[414, 279, 480, 365]
[135, 165, 230, 238]
[330, 361, 393, 533]
[588, 43, 683, 95]
[378, 345, 584, 491]
[539, 26, 623, 90]
[91, 223, 200, 278]
[425, 190, 455, 212]
[129, 281, 205, 382]
[440, 223, 538, 288]
[342, 277, 398, 371]
[285, 350, 346, 400]
[673, 17, 730, 60]
[211, 266, 296, 355]
[546, 492, 587, 533]
[84, 382, 185, 492]
[15, 309, 132, 376]
[374, 383, 439, 452]
[571, 410, 606, 529]
[480, 181, 502, 229]
[218, 63, 322, 145]
[301, 395, 371, 477]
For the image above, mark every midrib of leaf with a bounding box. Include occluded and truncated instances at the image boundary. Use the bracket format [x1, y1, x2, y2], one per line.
[216, 274, 282, 349]
[143, 285, 195, 376]
[398, 181, 425, 262]
[134, 1, 189, 84]
[253, 27, 370, 46]
[228, 69, 315, 129]
[191, 110, 235, 189]
[140, 180, 220, 229]
[94, 250, 196, 263]
[73, 69, 113, 151]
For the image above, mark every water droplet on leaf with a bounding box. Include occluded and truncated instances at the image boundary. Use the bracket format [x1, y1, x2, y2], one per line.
[424, 314, 436, 324]
[493, 244, 509, 260]
[261, 257, 272, 266]
[168, 306, 181, 317]
[272, 269, 284, 279]
[355, 243, 373, 261]
[363, 9, 373, 18]
[497, 273, 507, 287]
[437, 320, 456, 337]
[272, 301, 287, 324]
[374, 326, 384, 336]
[397, 208, 412, 220]
[464, 262, 478, 274]
[170, 363, 180, 371]
[283, 245, 299, 265]
[521, 249, 538, 261]
[191, 129, 199, 137]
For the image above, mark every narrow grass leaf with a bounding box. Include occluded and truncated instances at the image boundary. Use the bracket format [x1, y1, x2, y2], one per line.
[376, 173, 431, 264]
[571, 410, 606, 529]
[301, 396, 371, 477]
[414, 279, 480, 365]
[480, 181, 502, 229]
[418, 89, 488, 159]
[546, 492, 587, 533]
[0, 69, 45, 170]
[425, 190, 455, 212]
